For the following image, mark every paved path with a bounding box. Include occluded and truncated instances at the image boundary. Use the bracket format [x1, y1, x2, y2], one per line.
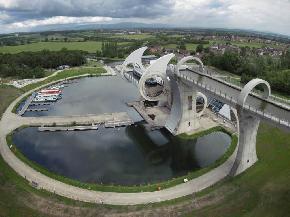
[0, 75, 238, 205]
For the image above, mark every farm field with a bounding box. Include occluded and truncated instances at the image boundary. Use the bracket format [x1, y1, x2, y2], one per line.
[0, 41, 131, 53]
[110, 33, 154, 40]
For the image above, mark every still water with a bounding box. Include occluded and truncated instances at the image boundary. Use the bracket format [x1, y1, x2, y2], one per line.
[12, 125, 231, 185]
[15, 74, 231, 185]
[22, 75, 142, 121]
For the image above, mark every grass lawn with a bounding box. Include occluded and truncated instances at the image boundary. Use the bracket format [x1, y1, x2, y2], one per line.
[163, 43, 177, 49]
[186, 124, 290, 217]
[0, 41, 131, 54]
[0, 85, 23, 118]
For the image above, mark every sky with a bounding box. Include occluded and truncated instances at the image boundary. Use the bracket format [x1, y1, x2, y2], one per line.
[0, 0, 289, 35]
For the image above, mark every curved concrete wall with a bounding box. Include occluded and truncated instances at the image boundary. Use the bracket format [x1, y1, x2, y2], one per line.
[237, 78, 271, 106]
[138, 54, 175, 101]
[177, 56, 204, 73]
[122, 46, 147, 76]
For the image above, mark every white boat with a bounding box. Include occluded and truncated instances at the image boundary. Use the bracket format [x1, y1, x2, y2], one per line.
[34, 95, 58, 102]
[37, 92, 62, 98]
[50, 84, 64, 89]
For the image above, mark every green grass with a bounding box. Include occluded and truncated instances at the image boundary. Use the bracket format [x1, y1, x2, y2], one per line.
[0, 41, 131, 53]
[111, 33, 154, 40]
[163, 44, 177, 49]
[0, 85, 23, 118]
[185, 124, 290, 217]
[6, 126, 237, 193]
[22, 67, 105, 92]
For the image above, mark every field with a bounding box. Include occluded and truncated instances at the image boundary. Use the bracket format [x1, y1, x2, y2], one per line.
[111, 33, 154, 40]
[0, 41, 130, 54]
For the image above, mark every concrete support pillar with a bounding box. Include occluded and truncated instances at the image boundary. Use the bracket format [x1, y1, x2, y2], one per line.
[175, 80, 200, 134]
[230, 108, 259, 176]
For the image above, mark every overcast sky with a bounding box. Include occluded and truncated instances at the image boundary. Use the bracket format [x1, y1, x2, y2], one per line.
[0, 0, 289, 35]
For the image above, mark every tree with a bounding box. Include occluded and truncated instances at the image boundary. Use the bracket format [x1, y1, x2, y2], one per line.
[196, 44, 204, 53]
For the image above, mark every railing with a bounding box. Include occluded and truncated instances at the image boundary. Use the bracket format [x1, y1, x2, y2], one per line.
[186, 67, 290, 109]
[243, 104, 290, 128]
[124, 73, 139, 87]
[177, 71, 290, 128]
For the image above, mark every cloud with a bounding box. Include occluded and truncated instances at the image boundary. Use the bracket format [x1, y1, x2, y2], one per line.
[0, 0, 174, 20]
[0, 0, 289, 35]
[10, 16, 112, 28]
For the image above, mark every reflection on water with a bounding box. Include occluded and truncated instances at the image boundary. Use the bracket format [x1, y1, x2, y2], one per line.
[22, 76, 142, 122]
[12, 125, 231, 185]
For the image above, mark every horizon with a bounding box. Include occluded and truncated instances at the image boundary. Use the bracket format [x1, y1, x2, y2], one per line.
[1, 22, 290, 39]
[0, 0, 289, 36]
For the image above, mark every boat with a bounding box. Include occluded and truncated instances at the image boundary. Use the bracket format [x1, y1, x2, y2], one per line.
[37, 92, 62, 98]
[33, 95, 58, 102]
[39, 89, 62, 94]
[50, 84, 64, 89]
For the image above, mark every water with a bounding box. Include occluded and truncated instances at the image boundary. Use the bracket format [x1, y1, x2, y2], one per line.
[22, 75, 142, 122]
[15, 74, 232, 185]
[12, 126, 231, 185]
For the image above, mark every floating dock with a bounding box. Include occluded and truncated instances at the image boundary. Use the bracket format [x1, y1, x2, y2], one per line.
[38, 124, 99, 132]
[30, 103, 51, 106]
[104, 120, 134, 128]
[27, 108, 49, 112]
[18, 92, 37, 116]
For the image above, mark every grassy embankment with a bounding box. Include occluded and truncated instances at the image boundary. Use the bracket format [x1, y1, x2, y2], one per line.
[185, 124, 290, 217]
[0, 85, 23, 118]
[6, 126, 237, 193]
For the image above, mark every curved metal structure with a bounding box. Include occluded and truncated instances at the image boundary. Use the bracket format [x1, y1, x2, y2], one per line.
[176, 56, 204, 73]
[121, 46, 148, 77]
[138, 53, 175, 101]
[237, 78, 271, 107]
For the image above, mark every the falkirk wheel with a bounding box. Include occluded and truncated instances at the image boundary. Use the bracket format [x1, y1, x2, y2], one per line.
[121, 47, 208, 135]
[122, 47, 290, 176]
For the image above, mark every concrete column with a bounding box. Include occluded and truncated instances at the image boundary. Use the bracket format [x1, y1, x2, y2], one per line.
[230, 107, 259, 176]
[175, 80, 200, 134]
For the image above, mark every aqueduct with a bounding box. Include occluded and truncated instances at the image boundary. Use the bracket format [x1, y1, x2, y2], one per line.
[121, 47, 290, 176]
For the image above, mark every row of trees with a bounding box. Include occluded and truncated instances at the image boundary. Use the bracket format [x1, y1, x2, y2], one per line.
[202, 49, 290, 94]
[96, 41, 142, 58]
[0, 48, 86, 79]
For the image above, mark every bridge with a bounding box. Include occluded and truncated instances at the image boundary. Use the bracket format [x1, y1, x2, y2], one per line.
[121, 47, 290, 176]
